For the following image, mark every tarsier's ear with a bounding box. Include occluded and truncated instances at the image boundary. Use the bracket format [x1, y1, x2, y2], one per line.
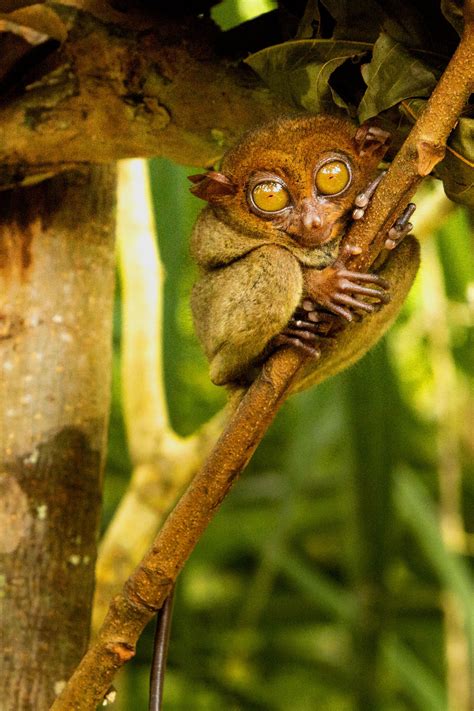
[354, 124, 391, 160]
[188, 171, 237, 201]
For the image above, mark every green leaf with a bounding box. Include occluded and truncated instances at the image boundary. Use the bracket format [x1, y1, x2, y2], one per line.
[245, 39, 371, 114]
[358, 33, 439, 122]
[384, 637, 446, 711]
[274, 550, 358, 623]
[395, 468, 474, 650]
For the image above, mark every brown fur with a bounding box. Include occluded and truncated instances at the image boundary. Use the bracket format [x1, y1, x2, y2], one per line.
[190, 114, 418, 389]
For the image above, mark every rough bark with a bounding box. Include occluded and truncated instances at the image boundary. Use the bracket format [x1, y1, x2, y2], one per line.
[0, 165, 116, 710]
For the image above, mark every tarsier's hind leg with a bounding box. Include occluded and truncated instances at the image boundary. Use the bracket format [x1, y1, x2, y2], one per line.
[293, 236, 420, 393]
[191, 245, 303, 387]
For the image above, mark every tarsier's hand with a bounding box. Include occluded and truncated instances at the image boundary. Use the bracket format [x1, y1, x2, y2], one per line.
[385, 203, 416, 250]
[303, 244, 390, 323]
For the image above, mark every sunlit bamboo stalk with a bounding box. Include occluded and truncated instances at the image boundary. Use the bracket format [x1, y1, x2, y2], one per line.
[419, 236, 471, 711]
[116, 159, 170, 461]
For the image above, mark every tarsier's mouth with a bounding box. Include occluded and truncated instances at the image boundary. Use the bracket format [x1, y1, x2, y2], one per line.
[294, 223, 339, 248]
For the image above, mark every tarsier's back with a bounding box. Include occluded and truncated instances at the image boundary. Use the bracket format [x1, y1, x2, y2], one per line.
[189, 114, 419, 390]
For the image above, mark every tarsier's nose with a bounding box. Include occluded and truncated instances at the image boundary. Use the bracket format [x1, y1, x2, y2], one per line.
[302, 211, 322, 231]
[300, 198, 323, 231]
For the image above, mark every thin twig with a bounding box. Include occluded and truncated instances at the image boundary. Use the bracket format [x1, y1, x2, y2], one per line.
[51, 11, 474, 710]
[149, 586, 176, 711]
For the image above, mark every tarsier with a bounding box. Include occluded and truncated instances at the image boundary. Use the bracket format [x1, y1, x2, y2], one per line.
[189, 114, 419, 390]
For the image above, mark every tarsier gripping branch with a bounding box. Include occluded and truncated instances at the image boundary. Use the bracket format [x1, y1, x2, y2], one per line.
[189, 114, 419, 390]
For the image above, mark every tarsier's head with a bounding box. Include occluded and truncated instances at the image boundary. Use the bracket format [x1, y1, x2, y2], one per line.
[189, 114, 390, 249]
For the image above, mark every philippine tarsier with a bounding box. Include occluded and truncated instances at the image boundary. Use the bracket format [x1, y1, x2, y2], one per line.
[189, 114, 419, 391]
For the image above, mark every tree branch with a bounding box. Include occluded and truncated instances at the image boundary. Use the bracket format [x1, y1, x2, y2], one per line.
[51, 9, 474, 710]
[0, 2, 289, 186]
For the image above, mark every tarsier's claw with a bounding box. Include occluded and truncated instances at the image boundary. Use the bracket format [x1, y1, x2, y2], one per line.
[340, 243, 363, 258]
[296, 305, 333, 325]
[285, 327, 319, 341]
[337, 269, 389, 287]
[354, 125, 391, 158]
[324, 303, 354, 321]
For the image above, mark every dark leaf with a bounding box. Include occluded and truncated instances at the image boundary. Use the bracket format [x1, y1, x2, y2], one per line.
[320, 0, 458, 53]
[296, 0, 320, 39]
[245, 39, 371, 114]
[319, 0, 388, 43]
[358, 33, 440, 123]
[440, 0, 464, 35]
[435, 116, 474, 206]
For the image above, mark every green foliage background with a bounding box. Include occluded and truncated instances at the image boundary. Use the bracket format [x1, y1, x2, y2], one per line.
[101, 2, 474, 709]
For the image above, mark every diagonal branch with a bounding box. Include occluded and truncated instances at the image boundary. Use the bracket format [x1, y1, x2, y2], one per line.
[51, 10, 474, 710]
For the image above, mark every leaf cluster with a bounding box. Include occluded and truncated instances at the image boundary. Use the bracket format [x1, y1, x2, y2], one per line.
[241, 0, 473, 206]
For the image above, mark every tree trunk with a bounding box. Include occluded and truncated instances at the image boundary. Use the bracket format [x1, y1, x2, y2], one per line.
[0, 166, 116, 710]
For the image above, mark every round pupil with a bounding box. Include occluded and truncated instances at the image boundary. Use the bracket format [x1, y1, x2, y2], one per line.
[252, 181, 289, 212]
[316, 161, 350, 195]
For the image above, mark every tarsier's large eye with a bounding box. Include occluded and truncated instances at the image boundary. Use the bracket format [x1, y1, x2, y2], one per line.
[251, 181, 291, 212]
[315, 160, 351, 196]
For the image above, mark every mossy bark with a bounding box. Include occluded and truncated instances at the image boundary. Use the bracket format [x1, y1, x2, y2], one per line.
[0, 4, 288, 187]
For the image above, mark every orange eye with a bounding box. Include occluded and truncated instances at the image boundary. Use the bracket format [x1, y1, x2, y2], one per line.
[315, 160, 351, 195]
[251, 181, 290, 212]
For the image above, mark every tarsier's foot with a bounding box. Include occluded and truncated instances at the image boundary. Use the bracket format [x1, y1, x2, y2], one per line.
[272, 316, 322, 358]
[385, 203, 416, 250]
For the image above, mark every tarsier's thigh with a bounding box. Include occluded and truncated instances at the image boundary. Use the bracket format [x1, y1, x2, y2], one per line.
[191, 245, 303, 386]
[294, 237, 420, 392]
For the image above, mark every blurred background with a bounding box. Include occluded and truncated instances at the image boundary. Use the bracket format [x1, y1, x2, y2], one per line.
[102, 162, 474, 710]
[100, 2, 474, 710]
